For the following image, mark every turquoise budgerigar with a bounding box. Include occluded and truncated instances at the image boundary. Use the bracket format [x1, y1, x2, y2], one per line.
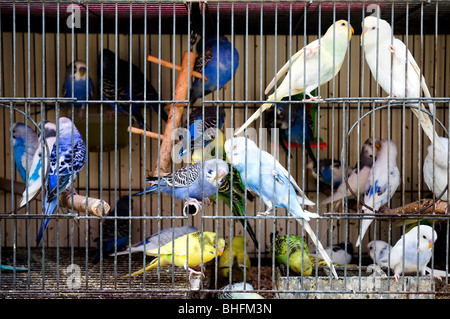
[234, 20, 353, 136]
[224, 136, 338, 278]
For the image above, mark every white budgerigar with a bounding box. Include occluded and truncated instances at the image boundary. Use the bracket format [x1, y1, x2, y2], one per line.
[361, 16, 444, 151]
[423, 136, 450, 203]
[367, 240, 392, 267]
[355, 138, 400, 247]
[234, 20, 353, 136]
[321, 137, 380, 206]
[390, 225, 438, 282]
[224, 136, 338, 278]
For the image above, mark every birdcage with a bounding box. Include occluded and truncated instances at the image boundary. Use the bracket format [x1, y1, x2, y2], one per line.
[1, 0, 450, 301]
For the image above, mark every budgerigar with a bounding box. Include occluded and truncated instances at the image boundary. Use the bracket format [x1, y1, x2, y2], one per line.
[191, 131, 259, 248]
[99, 48, 167, 130]
[225, 136, 338, 278]
[93, 196, 132, 264]
[177, 106, 226, 159]
[390, 225, 438, 282]
[318, 242, 354, 265]
[216, 282, 264, 299]
[133, 158, 229, 212]
[271, 234, 312, 276]
[113, 225, 198, 256]
[234, 20, 354, 135]
[188, 2, 239, 103]
[36, 117, 87, 246]
[219, 236, 251, 282]
[19, 121, 57, 207]
[361, 16, 444, 152]
[128, 231, 225, 280]
[355, 138, 400, 248]
[62, 60, 94, 119]
[368, 240, 392, 268]
[321, 137, 380, 206]
[307, 158, 353, 190]
[423, 136, 449, 202]
[12, 122, 40, 183]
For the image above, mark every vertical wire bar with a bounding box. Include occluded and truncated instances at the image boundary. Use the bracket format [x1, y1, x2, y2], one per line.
[84, 0, 90, 290]
[98, 1, 104, 288]
[11, 0, 17, 287]
[26, 1, 32, 288]
[257, 1, 263, 292]
[127, 0, 133, 289]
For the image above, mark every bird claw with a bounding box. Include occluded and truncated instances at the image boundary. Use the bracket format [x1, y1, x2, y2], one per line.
[272, 170, 283, 184]
[257, 210, 272, 217]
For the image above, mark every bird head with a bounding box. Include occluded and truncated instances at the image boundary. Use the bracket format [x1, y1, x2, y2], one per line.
[360, 16, 392, 48]
[203, 158, 229, 187]
[68, 60, 88, 81]
[225, 136, 259, 167]
[328, 20, 354, 43]
[11, 122, 37, 147]
[360, 137, 381, 167]
[407, 225, 437, 251]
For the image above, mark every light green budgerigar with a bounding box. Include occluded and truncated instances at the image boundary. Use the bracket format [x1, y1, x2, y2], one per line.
[271, 234, 312, 276]
[234, 20, 354, 136]
[219, 236, 251, 282]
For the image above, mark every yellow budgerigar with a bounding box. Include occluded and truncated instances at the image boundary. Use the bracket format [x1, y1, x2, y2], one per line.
[234, 20, 354, 136]
[219, 236, 251, 282]
[128, 231, 225, 279]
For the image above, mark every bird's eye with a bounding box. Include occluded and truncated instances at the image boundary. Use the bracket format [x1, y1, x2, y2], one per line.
[423, 235, 427, 239]
[341, 22, 346, 26]
[372, 26, 376, 30]
[208, 169, 213, 175]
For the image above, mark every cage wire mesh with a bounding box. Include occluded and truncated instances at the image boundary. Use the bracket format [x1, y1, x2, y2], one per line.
[0, 0, 450, 299]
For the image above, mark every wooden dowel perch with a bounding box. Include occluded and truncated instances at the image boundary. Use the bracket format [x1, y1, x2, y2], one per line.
[345, 197, 448, 215]
[128, 126, 165, 141]
[0, 177, 110, 217]
[152, 51, 197, 175]
[147, 54, 207, 81]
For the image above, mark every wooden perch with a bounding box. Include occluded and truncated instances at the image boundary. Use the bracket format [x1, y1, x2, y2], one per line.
[383, 199, 448, 215]
[0, 177, 110, 217]
[147, 54, 207, 81]
[153, 51, 197, 176]
[128, 126, 165, 140]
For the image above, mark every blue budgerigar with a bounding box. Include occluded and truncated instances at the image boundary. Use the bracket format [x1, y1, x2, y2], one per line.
[36, 117, 87, 246]
[133, 158, 229, 211]
[20, 121, 57, 207]
[224, 136, 338, 278]
[177, 106, 226, 159]
[99, 48, 167, 130]
[188, 2, 239, 103]
[62, 60, 94, 118]
[307, 158, 353, 190]
[12, 122, 40, 183]
[355, 138, 400, 248]
[92, 195, 132, 264]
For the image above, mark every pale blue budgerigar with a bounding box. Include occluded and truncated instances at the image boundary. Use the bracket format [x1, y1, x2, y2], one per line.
[62, 60, 94, 119]
[361, 16, 444, 153]
[355, 138, 400, 248]
[36, 117, 87, 246]
[368, 240, 392, 268]
[12, 122, 40, 183]
[112, 225, 198, 256]
[216, 282, 264, 299]
[132, 158, 229, 211]
[20, 121, 57, 208]
[224, 136, 338, 278]
[234, 20, 354, 136]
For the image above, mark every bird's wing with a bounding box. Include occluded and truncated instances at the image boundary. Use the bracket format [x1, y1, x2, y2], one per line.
[149, 163, 201, 188]
[264, 39, 320, 95]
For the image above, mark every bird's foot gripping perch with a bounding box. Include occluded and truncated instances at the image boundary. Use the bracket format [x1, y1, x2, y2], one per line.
[183, 198, 209, 216]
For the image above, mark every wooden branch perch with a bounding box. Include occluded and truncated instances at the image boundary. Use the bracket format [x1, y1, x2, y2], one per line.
[0, 177, 110, 217]
[383, 199, 448, 215]
[128, 126, 165, 140]
[153, 51, 197, 176]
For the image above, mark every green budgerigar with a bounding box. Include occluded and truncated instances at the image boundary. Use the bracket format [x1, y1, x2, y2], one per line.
[271, 234, 312, 276]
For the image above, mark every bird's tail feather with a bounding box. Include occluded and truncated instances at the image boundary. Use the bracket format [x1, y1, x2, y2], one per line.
[425, 266, 447, 278]
[128, 257, 159, 277]
[36, 199, 58, 246]
[355, 217, 373, 248]
[112, 246, 144, 256]
[19, 183, 41, 207]
[234, 94, 279, 136]
[299, 220, 339, 279]
[410, 104, 445, 150]
[132, 184, 158, 197]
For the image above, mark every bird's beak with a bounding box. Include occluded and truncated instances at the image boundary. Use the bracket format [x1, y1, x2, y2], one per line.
[375, 141, 381, 150]
[218, 247, 224, 256]
[216, 170, 225, 180]
[429, 241, 433, 249]
[79, 69, 86, 77]
[349, 25, 354, 39]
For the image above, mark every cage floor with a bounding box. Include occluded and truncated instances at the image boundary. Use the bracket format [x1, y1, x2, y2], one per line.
[0, 247, 203, 299]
